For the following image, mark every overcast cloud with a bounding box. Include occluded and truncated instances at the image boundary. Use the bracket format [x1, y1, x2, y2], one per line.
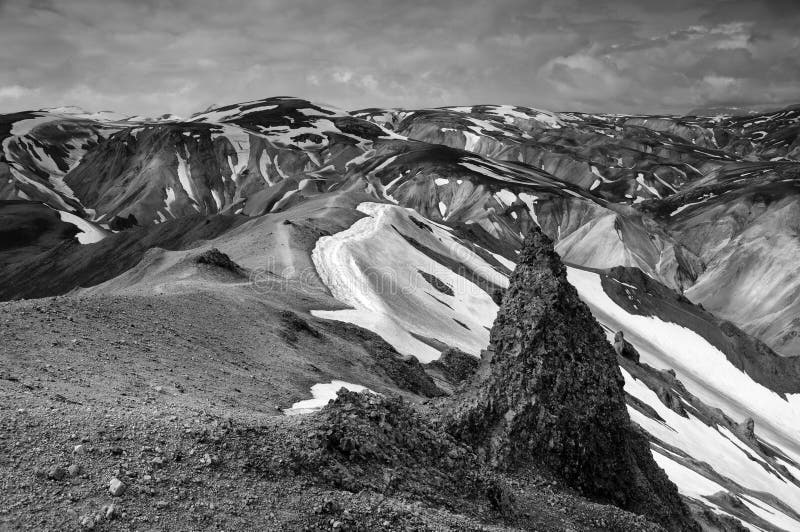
[0, 0, 798, 116]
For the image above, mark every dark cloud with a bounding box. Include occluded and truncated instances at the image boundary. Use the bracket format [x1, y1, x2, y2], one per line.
[0, 0, 797, 115]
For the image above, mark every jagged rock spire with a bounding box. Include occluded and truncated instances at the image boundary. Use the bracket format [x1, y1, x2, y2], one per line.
[446, 227, 698, 531]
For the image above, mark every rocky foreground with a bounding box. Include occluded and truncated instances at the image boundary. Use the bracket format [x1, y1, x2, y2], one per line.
[1, 233, 755, 531]
[2, 386, 680, 531]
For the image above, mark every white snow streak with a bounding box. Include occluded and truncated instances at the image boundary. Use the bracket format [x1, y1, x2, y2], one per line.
[311, 203, 505, 362]
[57, 211, 107, 244]
[284, 380, 373, 415]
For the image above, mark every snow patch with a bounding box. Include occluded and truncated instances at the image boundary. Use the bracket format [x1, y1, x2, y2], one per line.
[211, 189, 223, 211]
[57, 211, 107, 244]
[670, 193, 717, 216]
[518, 193, 539, 226]
[164, 187, 176, 215]
[176, 148, 198, 206]
[462, 131, 481, 151]
[494, 189, 517, 206]
[284, 380, 374, 415]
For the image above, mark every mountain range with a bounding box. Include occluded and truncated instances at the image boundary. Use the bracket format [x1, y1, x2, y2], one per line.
[2, 96, 800, 531]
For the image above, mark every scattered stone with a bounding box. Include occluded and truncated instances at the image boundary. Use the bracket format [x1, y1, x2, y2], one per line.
[73, 444, 86, 455]
[79, 515, 95, 529]
[109, 478, 126, 497]
[200, 453, 219, 466]
[104, 504, 117, 520]
[47, 466, 66, 481]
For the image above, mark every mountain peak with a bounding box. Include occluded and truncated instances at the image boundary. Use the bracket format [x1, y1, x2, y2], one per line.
[446, 227, 698, 531]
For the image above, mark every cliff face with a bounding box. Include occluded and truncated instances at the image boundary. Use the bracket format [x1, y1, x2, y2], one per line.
[446, 227, 698, 531]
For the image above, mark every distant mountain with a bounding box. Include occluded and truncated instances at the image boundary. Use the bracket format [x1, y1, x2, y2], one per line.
[686, 103, 791, 117]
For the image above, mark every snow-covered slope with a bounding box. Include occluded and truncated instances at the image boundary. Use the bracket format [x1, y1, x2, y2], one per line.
[567, 267, 800, 531]
[311, 202, 506, 362]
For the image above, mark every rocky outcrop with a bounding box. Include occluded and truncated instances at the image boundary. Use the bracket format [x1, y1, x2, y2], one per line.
[446, 227, 698, 531]
[425, 347, 480, 388]
[613, 331, 641, 363]
[195, 248, 243, 273]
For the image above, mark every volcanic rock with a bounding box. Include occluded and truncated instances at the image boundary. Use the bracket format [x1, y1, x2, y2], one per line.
[108, 478, 126, 497]
[446, 226, 698, 531]
[195, 248, 242, 272]
[425, 347, 480, 386]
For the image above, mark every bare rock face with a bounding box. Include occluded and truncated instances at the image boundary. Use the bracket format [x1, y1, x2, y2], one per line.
[446, 227, 698, 531]
[613, 331, 641, 363]
[425, 347, 480, 387]
[737, 417, 757, 442]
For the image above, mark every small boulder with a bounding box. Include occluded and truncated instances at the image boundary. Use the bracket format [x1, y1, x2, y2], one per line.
[109, 477, 126, 497]
[79, 515, 95, 529]
[200, 453, 219, 466]
[68, 464, 82, 477]
[103, 504, 117, 520]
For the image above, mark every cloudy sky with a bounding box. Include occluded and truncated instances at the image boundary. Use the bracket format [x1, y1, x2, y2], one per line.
[0, 0, 798, 116]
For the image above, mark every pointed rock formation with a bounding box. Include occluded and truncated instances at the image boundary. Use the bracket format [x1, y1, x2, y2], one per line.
[446, 227, 698, 531]
[614, 330, 641, 363]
